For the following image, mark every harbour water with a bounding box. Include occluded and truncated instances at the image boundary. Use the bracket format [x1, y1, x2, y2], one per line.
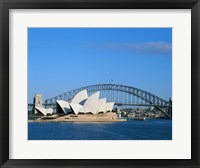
[28, 118, 172, 140]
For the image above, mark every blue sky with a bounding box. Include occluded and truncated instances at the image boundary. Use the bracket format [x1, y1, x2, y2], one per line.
[28, 28, 172, 103]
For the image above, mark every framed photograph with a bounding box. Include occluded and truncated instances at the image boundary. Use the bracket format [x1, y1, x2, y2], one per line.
[0, 0, 200, 167]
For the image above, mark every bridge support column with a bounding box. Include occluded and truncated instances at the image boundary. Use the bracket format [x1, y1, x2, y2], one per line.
[167, 97, 172, 118]
[33, 93, 43, 115]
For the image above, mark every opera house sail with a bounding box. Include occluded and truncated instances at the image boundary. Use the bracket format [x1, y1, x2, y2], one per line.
[56, 90, 114, 115]
[31, 89, 126, 122]
[56, 100, 71, 114]
[35, 107, 53, 116]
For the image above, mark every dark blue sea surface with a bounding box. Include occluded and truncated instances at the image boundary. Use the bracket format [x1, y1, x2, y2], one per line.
[28, 119, 172, 140]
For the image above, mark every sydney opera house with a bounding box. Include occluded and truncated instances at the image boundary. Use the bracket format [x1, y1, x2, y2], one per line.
[34, 90, 114, 116]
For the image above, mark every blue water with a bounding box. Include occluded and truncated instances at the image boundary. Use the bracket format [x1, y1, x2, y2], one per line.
[28, 119, 172, 140]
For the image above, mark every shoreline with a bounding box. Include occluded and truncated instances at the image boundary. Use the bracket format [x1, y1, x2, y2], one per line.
[28, 112, 127, 123]
[28, 119, 126, 123]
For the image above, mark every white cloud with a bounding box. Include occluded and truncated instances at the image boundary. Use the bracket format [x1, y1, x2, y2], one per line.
[88, 42, 172, 55]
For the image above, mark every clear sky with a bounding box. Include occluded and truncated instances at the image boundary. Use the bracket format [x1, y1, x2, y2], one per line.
[28, 28, 172, 103]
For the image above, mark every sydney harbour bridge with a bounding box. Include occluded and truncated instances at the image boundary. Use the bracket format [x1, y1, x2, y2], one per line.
[42, 84, 172, 118]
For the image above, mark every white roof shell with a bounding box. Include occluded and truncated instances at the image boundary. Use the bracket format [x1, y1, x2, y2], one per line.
[70, 103, 83, 114]
[79, 106, 92, 113]
[56, 100, 71, 114]
[46, 108, 53, 115]
[54, 90, 115, 115]
[71, 90, 88, 104]
[106, 102, 114, 112]
[35, 107, 53, 116]
[35, 107, 47, 116]
[98, 98, 107, 113]
[83, 92, 100, 114]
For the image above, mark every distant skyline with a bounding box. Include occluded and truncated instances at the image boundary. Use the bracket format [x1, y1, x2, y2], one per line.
[28, 28, 172, 103]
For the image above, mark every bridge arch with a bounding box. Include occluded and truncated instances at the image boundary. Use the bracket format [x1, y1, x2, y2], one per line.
[45, 84, 169, 107]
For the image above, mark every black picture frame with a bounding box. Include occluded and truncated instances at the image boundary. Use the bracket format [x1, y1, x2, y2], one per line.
[0, 0, 200, 167]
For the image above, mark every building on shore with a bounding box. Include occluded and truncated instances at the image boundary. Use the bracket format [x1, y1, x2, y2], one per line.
[56, 90, 114, 115]
[34, 90, 115, 116]
[31, 90, 125, 122]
